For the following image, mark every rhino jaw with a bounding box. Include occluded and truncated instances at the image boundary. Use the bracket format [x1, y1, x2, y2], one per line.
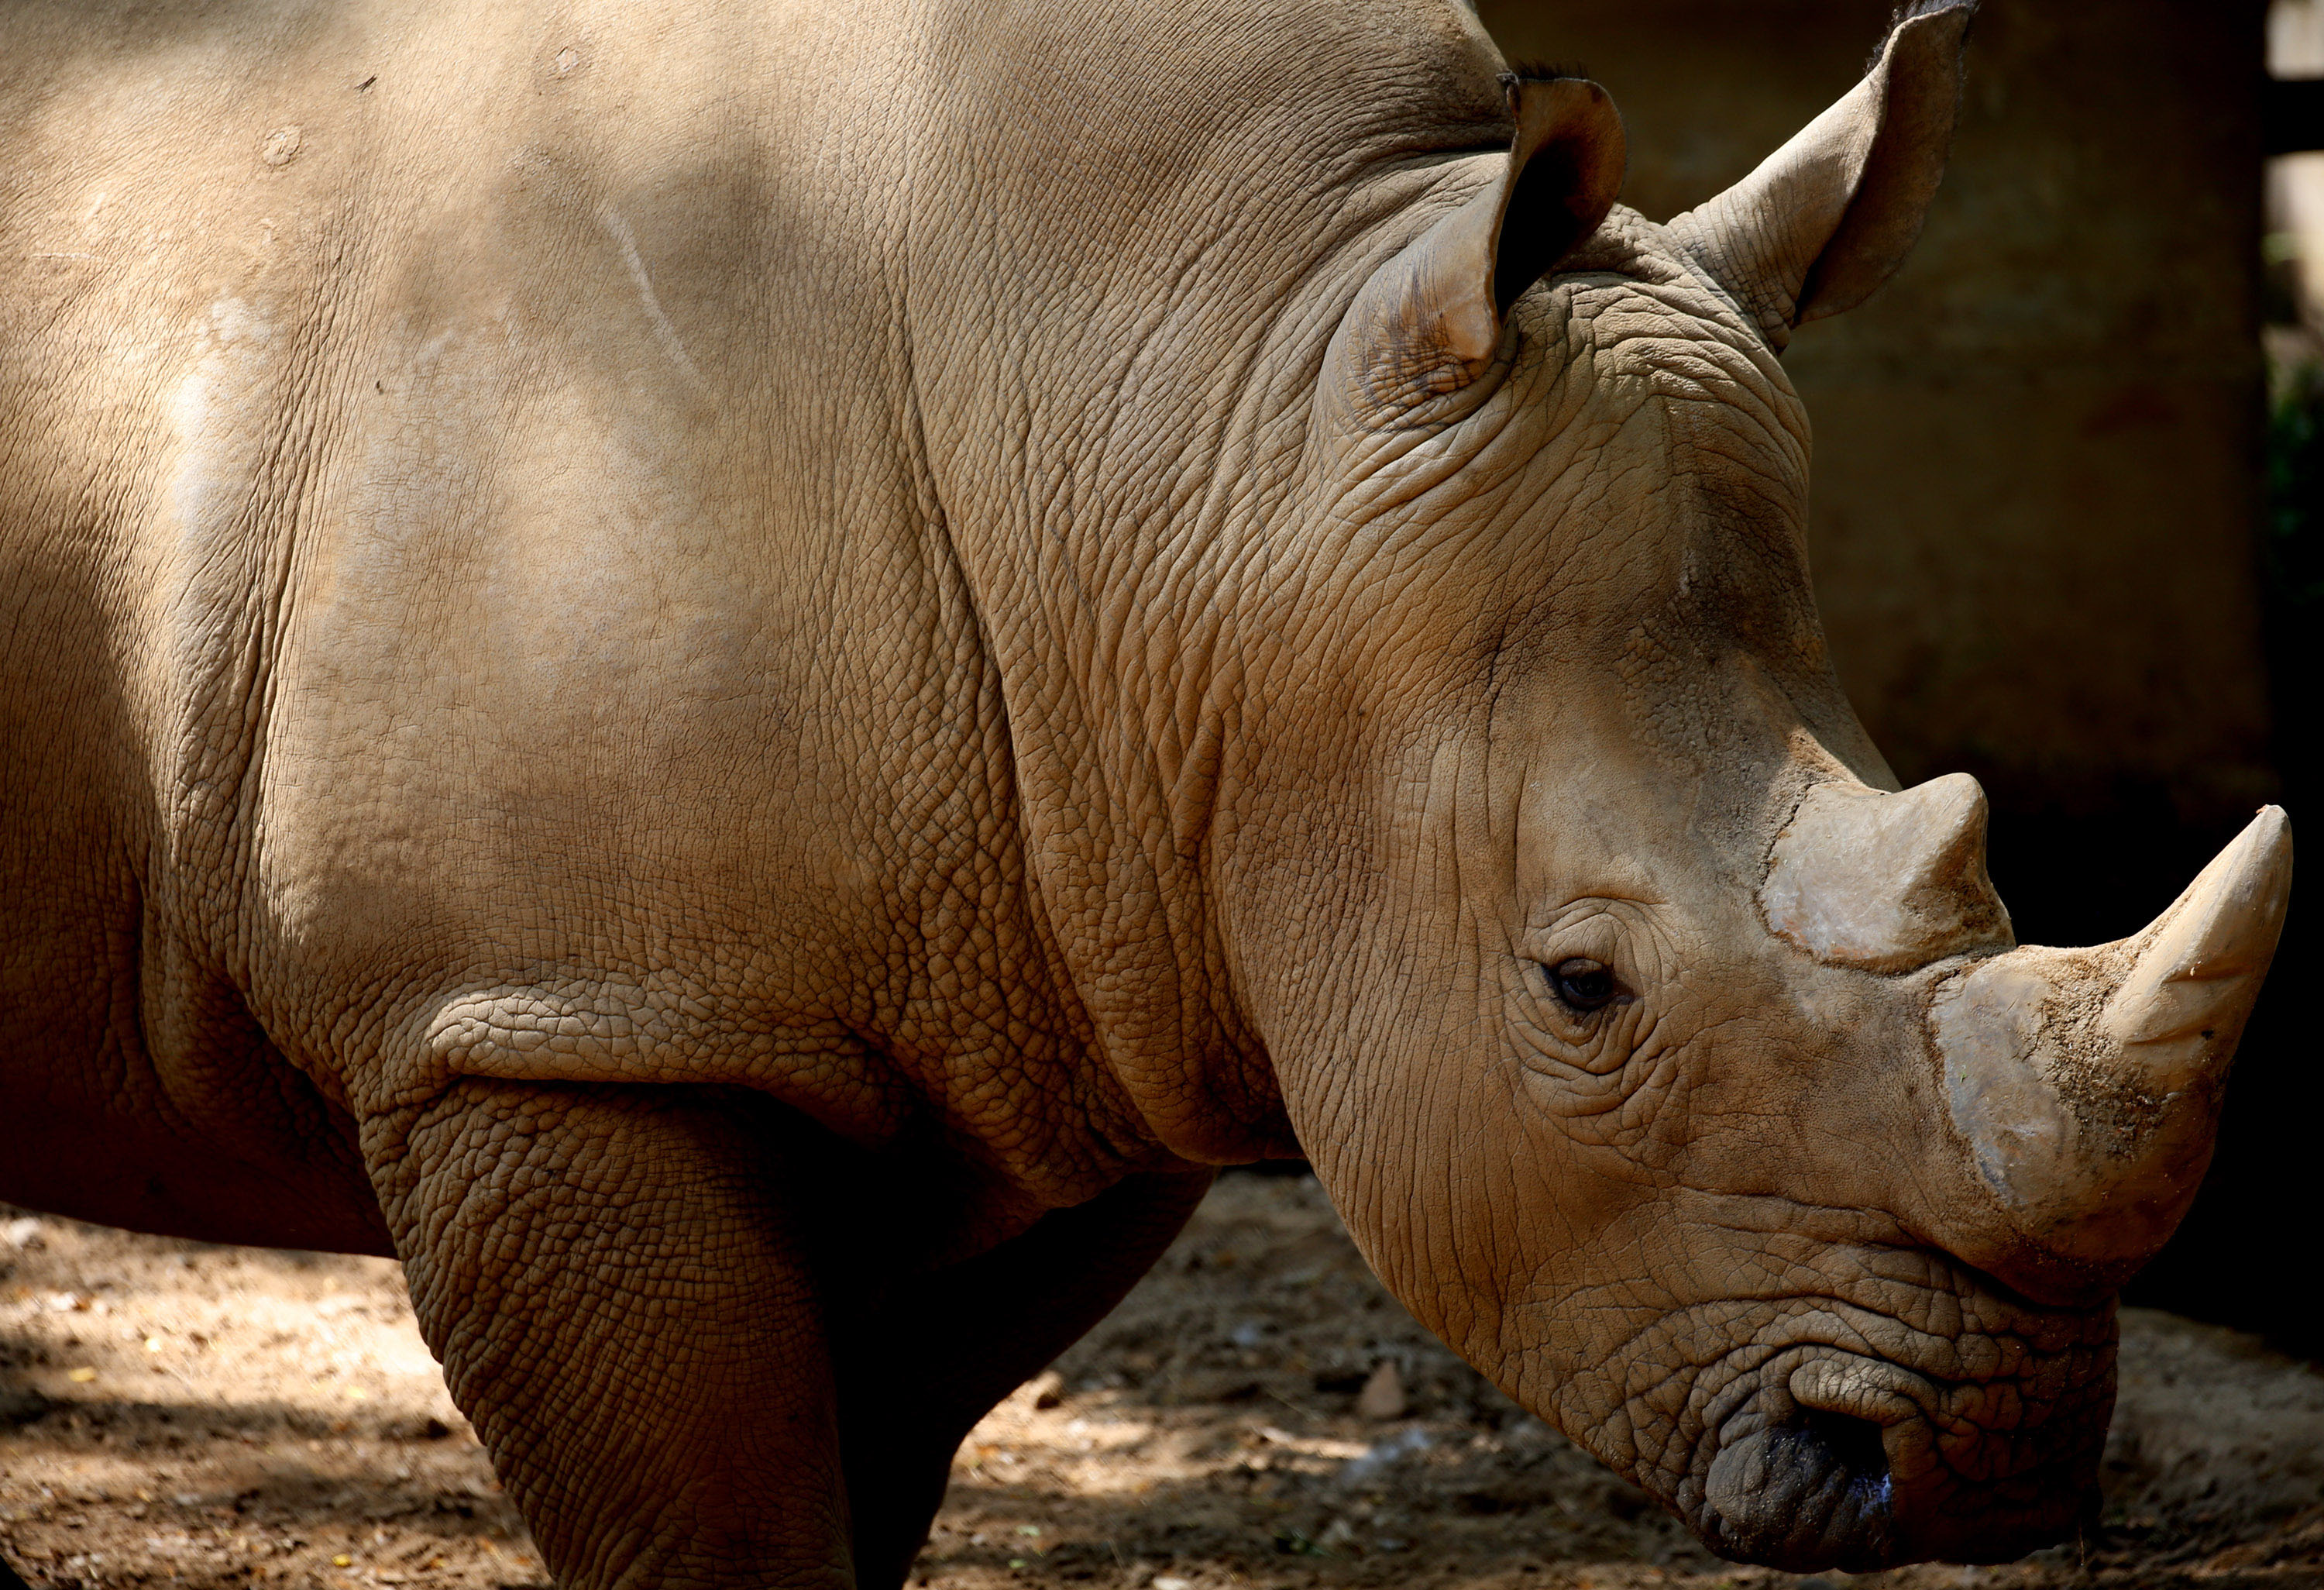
[1934, 806, 2292, 1279]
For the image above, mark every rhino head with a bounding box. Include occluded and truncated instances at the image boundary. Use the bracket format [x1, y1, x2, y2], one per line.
[1205, 1, 2293, 1571]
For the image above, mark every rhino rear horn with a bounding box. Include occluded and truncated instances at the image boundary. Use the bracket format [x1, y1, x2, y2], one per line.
[1329, 76, 1624, 417]
[1762, 773, 2013, 972]
[1666, 0, 1975, 349]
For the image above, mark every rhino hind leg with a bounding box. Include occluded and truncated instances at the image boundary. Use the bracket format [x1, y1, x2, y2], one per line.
[368, 1079, 854, 1590]
[827, 1168, 1214, 1590]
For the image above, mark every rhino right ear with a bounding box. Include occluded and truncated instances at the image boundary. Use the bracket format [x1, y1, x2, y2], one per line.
[1326, 76, 1624, 420]
[1666, 0, 1974, 349]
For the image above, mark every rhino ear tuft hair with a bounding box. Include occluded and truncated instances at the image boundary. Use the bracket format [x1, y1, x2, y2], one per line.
[1666, 0, 1973, 349]
[1328, 75, 1625, 418]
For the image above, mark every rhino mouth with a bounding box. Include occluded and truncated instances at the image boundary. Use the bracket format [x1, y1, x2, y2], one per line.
[1690, 1344, 2105, 1572]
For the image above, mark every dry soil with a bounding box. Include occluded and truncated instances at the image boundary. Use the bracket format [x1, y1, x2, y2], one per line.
[2, 1175, 2319, 1590]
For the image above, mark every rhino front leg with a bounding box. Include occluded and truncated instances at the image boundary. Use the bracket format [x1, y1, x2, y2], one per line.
[829, 1166, 1215, 1590]
[366, 1079, 851, 1590]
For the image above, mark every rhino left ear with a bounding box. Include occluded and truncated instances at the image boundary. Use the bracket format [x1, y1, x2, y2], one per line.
[1329, 76, 1625, 418]
[1667, 0, 1975, 349]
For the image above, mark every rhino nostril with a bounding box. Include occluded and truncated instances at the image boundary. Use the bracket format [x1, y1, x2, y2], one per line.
[1794, 1407, 1889, 1485]
[1703, 1404, 1899, 1571]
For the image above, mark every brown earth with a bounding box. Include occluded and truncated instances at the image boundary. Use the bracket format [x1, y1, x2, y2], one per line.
[3, 1175, 2319, 1590]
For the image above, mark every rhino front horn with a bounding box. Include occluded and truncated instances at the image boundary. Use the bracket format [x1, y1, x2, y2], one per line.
[1933, 807, 2293, 1278]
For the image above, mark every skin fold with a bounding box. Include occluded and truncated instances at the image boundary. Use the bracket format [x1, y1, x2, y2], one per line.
[0, 0, 2287, 1584]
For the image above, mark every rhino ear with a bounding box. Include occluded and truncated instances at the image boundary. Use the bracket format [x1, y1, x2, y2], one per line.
[1666, 0, 1974, 349]
[1329, 76, 1624, 417]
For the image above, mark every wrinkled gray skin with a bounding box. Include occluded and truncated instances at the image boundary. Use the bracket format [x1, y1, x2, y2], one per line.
[0, 0, 2292, 1584]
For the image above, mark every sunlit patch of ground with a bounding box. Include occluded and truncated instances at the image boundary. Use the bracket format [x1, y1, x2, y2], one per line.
[4, 1177, 2320, 1590]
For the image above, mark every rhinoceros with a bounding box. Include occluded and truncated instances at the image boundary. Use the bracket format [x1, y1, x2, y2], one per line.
[0, 0, 2293, 1581]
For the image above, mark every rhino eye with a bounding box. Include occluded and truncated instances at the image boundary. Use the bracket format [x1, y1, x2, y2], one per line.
[1547, 958, 1618, 1013]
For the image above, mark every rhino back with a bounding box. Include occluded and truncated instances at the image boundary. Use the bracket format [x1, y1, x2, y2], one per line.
[0, 0, 1092, 1234]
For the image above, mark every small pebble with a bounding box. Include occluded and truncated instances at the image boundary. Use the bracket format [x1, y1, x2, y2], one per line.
[1357, 1361, 1407, 1420]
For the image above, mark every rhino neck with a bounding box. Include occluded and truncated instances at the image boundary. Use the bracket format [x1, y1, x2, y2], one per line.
[895, 0, 1523, 1164]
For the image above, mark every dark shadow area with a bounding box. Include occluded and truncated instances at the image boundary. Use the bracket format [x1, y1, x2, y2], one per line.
[922, 1462, 1688, 1587]
[1989, 358, 2322, 1361]
[0, 1209, 546, 1590]
[0, 1384, 540, 1590]
[2007, 811, 2315, 1361]
[0, 1378, 523, 1539]
[1974, 786, 2315, 1357]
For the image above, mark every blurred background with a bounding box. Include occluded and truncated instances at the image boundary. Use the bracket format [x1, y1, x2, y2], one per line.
[1471, 0, 2318, 1353]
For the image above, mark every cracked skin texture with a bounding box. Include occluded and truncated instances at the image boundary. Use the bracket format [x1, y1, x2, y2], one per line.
[4, 0, 2121, 1584]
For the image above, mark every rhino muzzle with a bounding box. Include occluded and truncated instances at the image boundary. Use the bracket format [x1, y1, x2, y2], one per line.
[1699, 1356, 2109, 1571]
[1766, 777, 2293, 1285]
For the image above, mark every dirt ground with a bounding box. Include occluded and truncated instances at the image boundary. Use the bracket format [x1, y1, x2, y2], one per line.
[3, 1174, 2320, 1590]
